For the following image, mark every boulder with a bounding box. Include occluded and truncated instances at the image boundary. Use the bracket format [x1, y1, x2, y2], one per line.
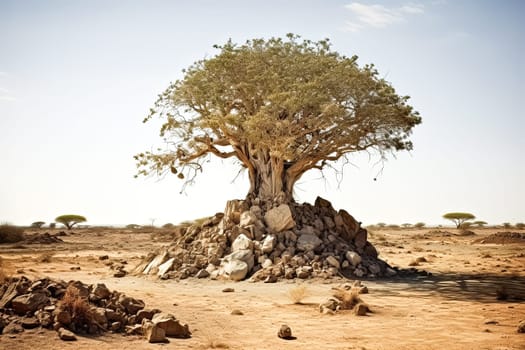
[92, 283, 110, 300]
[223, 260, 248, 281]
[345, 251, 362, 267]
[232, 234, 253, 251]
[119, 295, 145, 315]
[11, 292, 49, 315]
[296, 234, 322, 252]
[152, 313, 191, 338]
[326, 256, 340, 269]
[157, 258, 175, 277]
[142, 320, 166, 343]
[223, 249, 254, 271]
[338, 209, 360, 239]
[265, 205, 296, 233]
[261, 234, 276, 253]
[354, 229, 368, 250]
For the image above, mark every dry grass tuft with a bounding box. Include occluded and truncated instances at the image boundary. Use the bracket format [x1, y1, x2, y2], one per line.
[332, 288, 362, 310]
[200, 329, 231, 349]
[287, 284, 309, 304]
[60, 285, 93, 327]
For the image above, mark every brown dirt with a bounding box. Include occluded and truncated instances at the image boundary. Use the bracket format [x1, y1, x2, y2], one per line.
[1, 227, 524, 350]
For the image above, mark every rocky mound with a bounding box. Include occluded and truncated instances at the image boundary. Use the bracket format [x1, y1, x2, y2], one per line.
[24, 232, 64, 244]
[134, 197, 396, 281]
[474, 232, 525, 244]
[0, 276, 190, 343]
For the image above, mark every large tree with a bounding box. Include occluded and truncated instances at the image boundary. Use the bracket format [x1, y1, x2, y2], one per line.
[136, 35, 421, 204]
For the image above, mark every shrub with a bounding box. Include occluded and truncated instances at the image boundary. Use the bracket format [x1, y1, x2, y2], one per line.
[414, 222, 426, 228]
[59, 285, 93, 329]
[0, 224, 25, 243]
[162, 223, 175, 229]
[287, 284, 309, 304]
[516, 223, 525, 229]
[401, 223, 412, 228]
[502, 222, 512, 229]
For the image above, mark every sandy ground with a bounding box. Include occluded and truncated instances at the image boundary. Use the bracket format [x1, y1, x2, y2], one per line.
[1, 227, 524, 350]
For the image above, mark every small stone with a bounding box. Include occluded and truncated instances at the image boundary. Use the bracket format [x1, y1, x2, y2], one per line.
[326, 256, 340, 269]
[353, 303, 369, 316]
[195, 269, 210, 279]
[99, 255, 109, 260]
[113, 270, 126, 278]
[111, 321, 121, 331]
[222, 288, 235, 293]
[58, 327, 77, 341]
[230, 309, 243, 315]
[277, 324, 294, 340]
[517, 320, 525, 333]
[125, 324, 143, 335]
[484, 319, 499, 325]
[264, 275, 278, 283]
[21, 317, 40, 329]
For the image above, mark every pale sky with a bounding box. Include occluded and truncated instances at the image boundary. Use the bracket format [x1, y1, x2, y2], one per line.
[1, 0, 523, 227]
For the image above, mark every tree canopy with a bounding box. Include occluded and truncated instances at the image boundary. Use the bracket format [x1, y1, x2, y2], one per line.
[442, 212, 475, 228]
[136, 34, 421, 204]
[55, 215, 87, 230]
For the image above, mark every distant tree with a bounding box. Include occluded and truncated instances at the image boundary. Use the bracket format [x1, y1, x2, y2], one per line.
[472, 220, 487, 227]
[401, 223, 412, 228]
[502, 222, 512, 229]
[442, 212, 475, 229]
[162, 223, 175, 229]
[31, 221, 45, 229]
[55, 215, 87, 230]
[49, 222, 56, 229]
[414, 222, 426, 228]
[135, 35, 421, 205]
[516, 222, 525, 229]
[387, 224, 400, 229]
[377, 223, 387, 228]
[126, 224, 141, 229]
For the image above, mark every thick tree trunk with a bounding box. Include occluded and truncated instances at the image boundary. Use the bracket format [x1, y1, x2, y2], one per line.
[247, 156, 296, 205]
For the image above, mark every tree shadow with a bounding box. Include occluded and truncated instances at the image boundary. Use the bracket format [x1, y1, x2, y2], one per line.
[364, 272, 525, 303]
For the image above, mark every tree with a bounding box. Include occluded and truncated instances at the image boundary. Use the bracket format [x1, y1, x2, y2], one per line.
[136, 35, 421, 204]
[442, 212, 475, 229]
[414, 222, 426, 228]
[55, 215, 87, 230]
[401, 223, 412, 228]
[472, 220, 487, 227]
[31, 221, 45, 229]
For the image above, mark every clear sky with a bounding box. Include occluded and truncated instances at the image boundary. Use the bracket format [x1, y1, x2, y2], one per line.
[1, 0, 523, 227]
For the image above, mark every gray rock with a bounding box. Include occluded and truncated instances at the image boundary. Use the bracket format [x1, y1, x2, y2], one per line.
[265, 205, 296, 233]
[223, 249, 254, 271]
[239, 211, 258, 227]
[368, 263, 381, 275]
[296, 234, 322, 251]
[195, 269, 210, 279]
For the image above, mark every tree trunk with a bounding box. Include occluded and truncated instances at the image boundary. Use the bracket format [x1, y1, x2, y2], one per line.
[247, 155, 296, 205]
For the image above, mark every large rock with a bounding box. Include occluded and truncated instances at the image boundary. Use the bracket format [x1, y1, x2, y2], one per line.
[11, 292, 49, 315]
[223, 249, 254, 271]
[91, 283, 110, 300]
[265, 205, 296, 233]
[296, 234, 322, 252]
[232, 234, 253, 251]
[261, 234, 276, 253]
[239, 211, 258, 227]
[345, 251, 362, 267]
[338, 209, 360, 240]
[152, 313, 191, 338]
[223, 260, 248, 281]
[142, 320, 166, 343]
[157, 258, 175, 277]
[119, 295, 145, 315]
[354, 229, 368, 250]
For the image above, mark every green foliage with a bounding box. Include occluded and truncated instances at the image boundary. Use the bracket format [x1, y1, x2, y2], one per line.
[55, 214, 87, 230]
[414, 222, 426, 228]
[136, 34, 421, 199]
[442, 212, 475, 229]
[0, 224, 25, 243]
[31, 221, 46, 229]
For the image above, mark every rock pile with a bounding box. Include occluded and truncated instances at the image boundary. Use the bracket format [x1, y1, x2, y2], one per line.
[0, 276, 190, 343]
[24, 232, 65, 244]
[134, 197, 396, 281]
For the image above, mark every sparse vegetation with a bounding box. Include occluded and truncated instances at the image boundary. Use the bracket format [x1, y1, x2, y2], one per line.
[332, 288, 362, 310]
[414, 222, 426, 228]
[55, 214, 87, 230]
[59, 285, 93, 329]
[401, 223, 412, 228]
[287, 284, 309, 304]
[0, 224, 25, 243]
[516, 222, 525, 229]
[443, 212, 476, 229]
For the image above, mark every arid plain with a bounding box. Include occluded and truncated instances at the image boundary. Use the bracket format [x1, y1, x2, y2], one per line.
[1, 226, 524, 350]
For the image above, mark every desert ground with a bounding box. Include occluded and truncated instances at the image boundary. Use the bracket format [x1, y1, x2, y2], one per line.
[1, 226, 524, 350]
